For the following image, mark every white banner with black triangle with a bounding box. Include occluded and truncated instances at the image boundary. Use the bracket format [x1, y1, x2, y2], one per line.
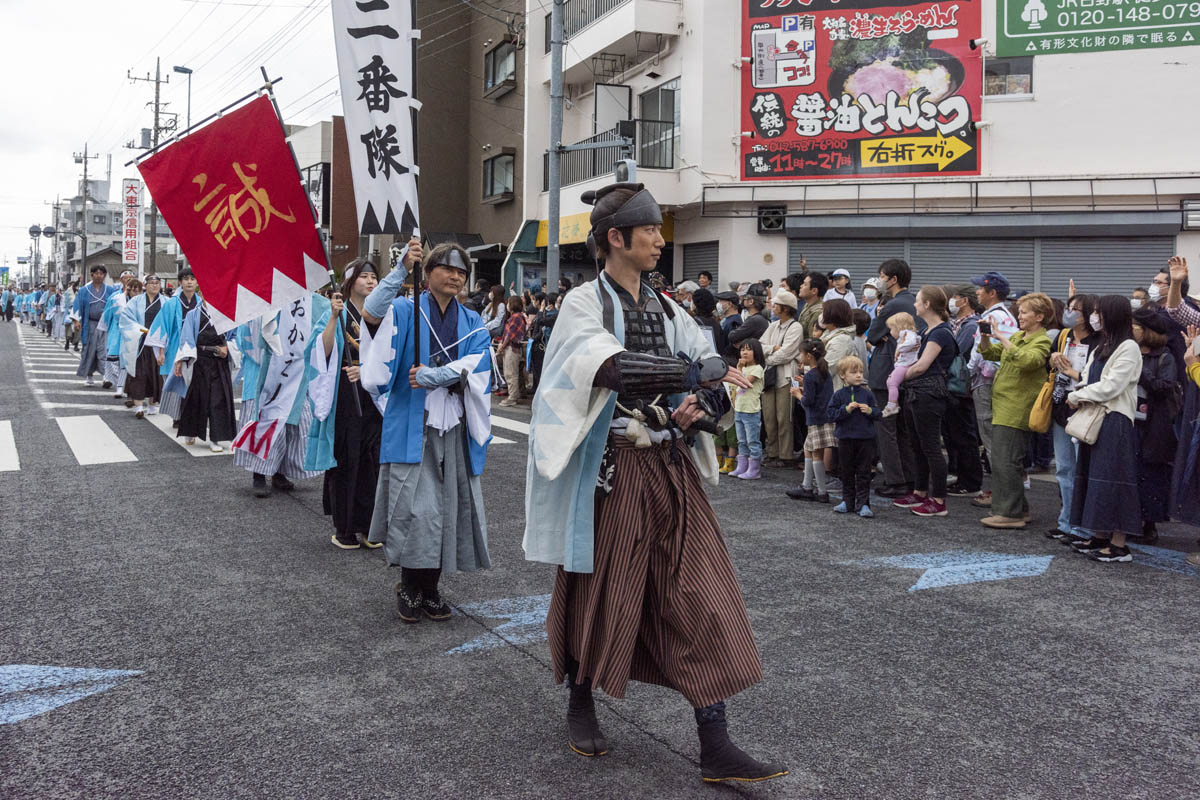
[332, 0, 421, 236]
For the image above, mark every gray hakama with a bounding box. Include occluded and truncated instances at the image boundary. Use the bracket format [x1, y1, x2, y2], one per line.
[368, 422, 490, 573]
[233, 398, 320, 480]
[76, 319, 104, 378]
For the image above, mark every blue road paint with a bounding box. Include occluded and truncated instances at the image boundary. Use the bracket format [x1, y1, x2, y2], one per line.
[448, 594, 552, 655]
[1128, 543, 1200, 578]
[845, 550, 1055, 592]
[0, 664, 143, 725]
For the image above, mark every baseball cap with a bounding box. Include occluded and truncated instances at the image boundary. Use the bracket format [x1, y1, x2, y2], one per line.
[832, 268, 851, 279]
[971, 271, 1011, 298]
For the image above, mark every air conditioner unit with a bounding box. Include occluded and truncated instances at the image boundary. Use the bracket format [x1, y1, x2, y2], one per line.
[757, 205, 786, 234]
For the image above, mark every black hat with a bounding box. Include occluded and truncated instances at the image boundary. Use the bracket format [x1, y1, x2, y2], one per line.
[716, 290, 739, 303]
[1133, 305, 1170, 335]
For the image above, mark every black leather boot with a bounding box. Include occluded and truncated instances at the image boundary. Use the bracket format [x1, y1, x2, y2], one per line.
[695, 702, 787, 783]
[566, 670, 607, 757]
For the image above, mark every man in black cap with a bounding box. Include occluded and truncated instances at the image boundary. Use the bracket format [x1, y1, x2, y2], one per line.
[968, 270, 1019, 505]
[715, 290, 743, 361]
[523, 182, 786, 785]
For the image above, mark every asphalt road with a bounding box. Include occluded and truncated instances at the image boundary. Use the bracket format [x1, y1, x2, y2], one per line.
[2, 316, 1199, 799]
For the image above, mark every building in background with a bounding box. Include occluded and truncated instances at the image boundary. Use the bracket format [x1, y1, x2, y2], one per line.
[519, 0, 1200, 296]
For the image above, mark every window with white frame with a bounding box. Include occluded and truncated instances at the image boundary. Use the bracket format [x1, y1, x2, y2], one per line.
[985, 57, 1033, 97]
[483, 152, 515, 201]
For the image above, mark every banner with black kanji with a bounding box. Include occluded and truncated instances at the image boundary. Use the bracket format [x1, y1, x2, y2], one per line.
[332, 0, 421, 235]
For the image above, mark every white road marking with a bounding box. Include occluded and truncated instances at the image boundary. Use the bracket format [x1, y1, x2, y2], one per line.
[0, 421, 19, 472]
[56, 416, 137, 465]
[28, 369, 80, 375]
[41, 403, 128, 413]
[29, 378, 95, 383]
[492, 435, 515, 445]
[143, 411, 232, 457]
[491, 415, 530, 436]
[32, 388, 125, 397]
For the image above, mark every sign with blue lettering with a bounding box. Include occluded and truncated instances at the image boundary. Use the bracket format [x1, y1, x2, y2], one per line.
[1, 664, 143, 725]
[846, 550, 1054, 592]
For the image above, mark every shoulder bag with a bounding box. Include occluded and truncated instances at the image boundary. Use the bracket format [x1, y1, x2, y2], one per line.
[1064, 401, 1106, 445]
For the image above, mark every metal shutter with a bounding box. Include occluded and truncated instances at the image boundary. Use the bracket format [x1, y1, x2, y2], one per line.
[1040, 237, 1176, 298]
[682, 241, 719, 284]
[909, 239, 1035, 293]
[787, 239, 906, 277]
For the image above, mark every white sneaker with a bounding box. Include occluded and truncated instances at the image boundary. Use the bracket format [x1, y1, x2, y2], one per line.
[86, 377, 95, 386]
[209, 442, 224, 453]
[185, 437, 196, 446]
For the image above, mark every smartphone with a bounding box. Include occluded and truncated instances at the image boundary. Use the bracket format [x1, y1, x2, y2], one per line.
[978, 320, 992, 335]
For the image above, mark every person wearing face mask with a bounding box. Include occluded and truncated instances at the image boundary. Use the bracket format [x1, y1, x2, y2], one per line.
[1148, 270, 1171, 307]
[859, 278, 883, 319]
[1066, 296, 1144, 563]
[1130, 288, 1149, 311]
[728, 293, 770, 356]
[674, 280, 700, 313]
[944, 286, 983, 497]
[715, 291, 743, 361]
[1043, 293, 1101, 543]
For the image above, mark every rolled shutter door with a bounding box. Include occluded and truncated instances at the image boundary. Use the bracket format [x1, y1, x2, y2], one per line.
[682, 241, 719, 285]
[787, 239, 906, 277]
[1040, 237, 1176, 298]
[909, 239, 1035, 293]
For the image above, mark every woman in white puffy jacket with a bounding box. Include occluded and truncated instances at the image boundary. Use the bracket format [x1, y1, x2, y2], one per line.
[1065, 295, 1144, 563]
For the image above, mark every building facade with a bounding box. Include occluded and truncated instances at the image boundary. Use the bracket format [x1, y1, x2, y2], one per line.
[520, 0, 1200, 296]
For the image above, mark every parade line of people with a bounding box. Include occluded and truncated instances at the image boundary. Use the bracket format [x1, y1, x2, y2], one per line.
[7, 181, 1200, 785]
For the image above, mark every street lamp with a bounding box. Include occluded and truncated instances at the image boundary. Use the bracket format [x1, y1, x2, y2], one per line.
[173, 65, 193, 129]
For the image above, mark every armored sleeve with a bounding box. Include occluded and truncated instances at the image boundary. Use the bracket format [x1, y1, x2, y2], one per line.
[593, 351, 728, 399]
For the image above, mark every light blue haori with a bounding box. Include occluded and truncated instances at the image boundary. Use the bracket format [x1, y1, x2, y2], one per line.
[521, 275, 721, 574]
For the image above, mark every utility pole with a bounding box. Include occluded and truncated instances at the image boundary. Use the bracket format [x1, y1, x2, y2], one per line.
[546, 0, 565, 291]
[73, 144, 98, 282]
[129, 58, 170, 276]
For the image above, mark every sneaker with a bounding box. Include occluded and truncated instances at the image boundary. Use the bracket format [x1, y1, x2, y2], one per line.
[785, 486, 817, 501]
[1071, 538, 1111, 554]
[970, 491, 993, 508]
[1044, 528, 1070, 540]
[858, 505, 874, 518]
[331, 531, 361, 550]
[980, 515, 1026, 529]
[881, 404, 899, 418]
[825, 477, 843, 493]
[833, 501, 849, 513]
[394, 584, 422, 623]
[420, 590, 453, 621]
[911, 498, 948, 517]
[1089, 545, 1133, 563]
[1060, 533, 1088, 547]
[499, 398, 516, 407]
[86, 377, 95, 386]
[1186, 552, 1200, 568]
[1023, 477, 1032, 490]
[892, 493, 924, 509]
[875, 484, 912, 498]
[946, 483, 979, 497]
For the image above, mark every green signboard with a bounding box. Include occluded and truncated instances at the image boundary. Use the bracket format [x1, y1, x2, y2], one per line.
[997, 0, 1200, 56]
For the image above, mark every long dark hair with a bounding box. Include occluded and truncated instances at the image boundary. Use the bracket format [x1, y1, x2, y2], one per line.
[1094, 294, 1135, 362]
[739, 337, 765, 367]
[799, 338, 828, 378]
[486, 284, 506, 317]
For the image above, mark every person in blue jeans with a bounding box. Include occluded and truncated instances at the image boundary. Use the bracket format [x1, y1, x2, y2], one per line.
[729, 339, 766, 480]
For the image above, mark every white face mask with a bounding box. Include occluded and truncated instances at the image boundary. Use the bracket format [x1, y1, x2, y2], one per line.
[1148, 284, 1163, 301]
[1089, 312, 1102, 331]
[948, 299, 960, 314]
[863, 288, 877, 301]
[1130, 298, 1144, 310]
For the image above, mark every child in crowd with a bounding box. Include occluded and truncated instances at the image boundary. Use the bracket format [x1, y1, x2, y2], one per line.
[828, 356, 882, 517]
[788, 339, 834, 502]
[882, 312, 920, 417]
[729, 339, 766, 480]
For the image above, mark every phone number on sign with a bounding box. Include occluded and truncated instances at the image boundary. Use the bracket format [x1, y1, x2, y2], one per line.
[1057, 2, 1200, 26]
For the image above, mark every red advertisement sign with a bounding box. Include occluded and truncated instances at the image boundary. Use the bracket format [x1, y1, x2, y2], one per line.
[740, 0, 982, 180]
[137, 96, 329, 331]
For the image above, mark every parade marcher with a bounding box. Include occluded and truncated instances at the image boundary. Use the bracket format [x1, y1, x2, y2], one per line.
[62, 282, 78, 350]
[307, 257, 385, 551]
[1, 286, 12, 322]
[175, 296, 237, 452]
[360, 240, 494, 623]
[44, 285, 66, 342]
[120, 274, 165, 419]
[145, 267, 201, 423]
[74, 265, 119, 386]
[522, 182, 786, 784]
[232, 292, 331, 495]
[99, 271, 136, 396]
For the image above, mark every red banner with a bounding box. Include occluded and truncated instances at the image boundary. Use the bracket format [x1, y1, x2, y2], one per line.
[137, 96, 329, 331]
[740, 0, 982, 180]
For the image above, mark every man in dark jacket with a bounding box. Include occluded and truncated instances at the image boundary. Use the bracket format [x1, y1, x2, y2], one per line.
[690, 289, 727, 358]
[727, 294, 769, 360]
[865, 258, 925, 497]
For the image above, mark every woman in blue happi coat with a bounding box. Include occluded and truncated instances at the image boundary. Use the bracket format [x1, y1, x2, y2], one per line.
[145, 267, 201, 421]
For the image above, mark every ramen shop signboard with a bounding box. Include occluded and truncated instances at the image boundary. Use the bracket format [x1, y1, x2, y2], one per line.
[741, 0, 982, 180]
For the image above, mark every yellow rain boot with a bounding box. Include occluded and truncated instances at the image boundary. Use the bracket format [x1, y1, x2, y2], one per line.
[719, 456, 736, 474]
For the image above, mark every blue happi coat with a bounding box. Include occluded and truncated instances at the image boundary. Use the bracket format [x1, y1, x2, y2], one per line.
[239, 294, 332, 428]
[73, 283, 118, 346]
[303, 310, 347, 473]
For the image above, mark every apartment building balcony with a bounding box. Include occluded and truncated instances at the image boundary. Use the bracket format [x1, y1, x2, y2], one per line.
[543, 119, 677, 191]
[544, 0, 682, 83]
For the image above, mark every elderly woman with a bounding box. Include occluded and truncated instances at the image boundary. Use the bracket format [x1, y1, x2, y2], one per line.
[1067, 296, 1144, 563]
[761, 289, 804, 467]
[975, 292, 1053, 529]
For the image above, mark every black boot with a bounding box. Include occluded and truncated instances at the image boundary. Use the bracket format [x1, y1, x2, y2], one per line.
[695, 702, 787, 783]
[252, 473, 270, 498]
[271, 472, 295, 491]
[565, 667, 607, 757]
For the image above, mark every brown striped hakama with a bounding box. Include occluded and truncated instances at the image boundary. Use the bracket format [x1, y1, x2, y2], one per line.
[546, 437, 762, 709]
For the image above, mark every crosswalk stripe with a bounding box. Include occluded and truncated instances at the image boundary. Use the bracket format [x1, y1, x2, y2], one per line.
[42, 402, 128, 413]
[28, 369, 79, 375]
[491, 415, 530, 436]
[492, 435, 515, 445]
[0, 421, 18, 472]
[32, 388, 125, 397]
[29, 378, 91, 383]
[56, 416, 137, 465]
[143, 411, 233, 457]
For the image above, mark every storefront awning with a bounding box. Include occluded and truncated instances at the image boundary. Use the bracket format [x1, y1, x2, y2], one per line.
[535, 212, 674, 246]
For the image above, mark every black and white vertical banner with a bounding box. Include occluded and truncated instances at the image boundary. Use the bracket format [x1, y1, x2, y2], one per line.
[332, 0, 421, 236]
